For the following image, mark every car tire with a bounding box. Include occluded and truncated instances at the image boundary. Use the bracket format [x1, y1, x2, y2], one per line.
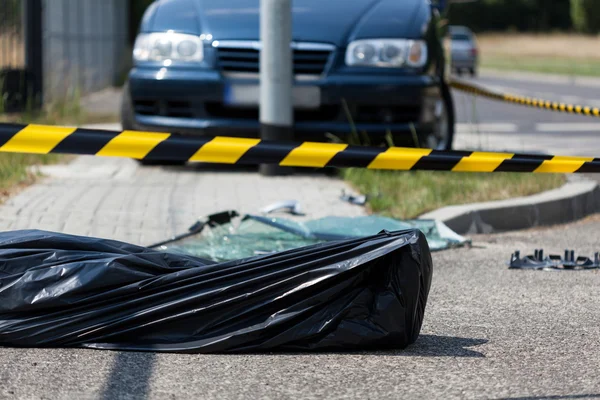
[420, 83, 455, 151]
[120, 80, 139, 132]
[121, 81, 187, 167]
[469, 67, 477, 77]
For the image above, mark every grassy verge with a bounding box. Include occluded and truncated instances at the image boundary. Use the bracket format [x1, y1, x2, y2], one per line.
[0, 153, 63, 199]
[343, 169, 565, 219]
[477, 33, 600, 77]
[481, 55, 600, 77]
[0, 104, 70, 198]
[0, 90, 118, 200]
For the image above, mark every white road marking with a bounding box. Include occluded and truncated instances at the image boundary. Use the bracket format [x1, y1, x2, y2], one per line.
[536, 123, 600, 132]
[458, 122, 600, 134]
[456, 123, 518, 133]
[454, 130, 600, 157]
[481, 70, 600, 89]
[557, 95, 585, 104]
[529, 92, 600, 106]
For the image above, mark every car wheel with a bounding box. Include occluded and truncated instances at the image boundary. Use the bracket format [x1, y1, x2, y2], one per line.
[121, 81, 187, 167]
[422, 84, 455, 151]
[469, 67, 477, 77]
[121, 80, 139, 132]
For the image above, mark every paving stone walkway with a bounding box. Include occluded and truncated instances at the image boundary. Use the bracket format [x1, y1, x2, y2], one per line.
[0, 155, 365, 246]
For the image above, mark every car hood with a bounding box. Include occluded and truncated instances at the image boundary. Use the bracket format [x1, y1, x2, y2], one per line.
[147, 0, 427, 46]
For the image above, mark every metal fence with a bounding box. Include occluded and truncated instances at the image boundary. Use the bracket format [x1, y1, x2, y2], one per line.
[43, 0, 130, 99]
[0, 0, 40, 111]
[0, 0, 130, 111]
[0, 0, 25, 69]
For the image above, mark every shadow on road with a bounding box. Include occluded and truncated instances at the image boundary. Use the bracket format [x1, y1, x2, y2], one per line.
[240, 335, 488, 358]
[100, 352, 156, 400]
[95, 335, 486, 399]
[142, 161, 339, 177]
[399, 334, 488, 358]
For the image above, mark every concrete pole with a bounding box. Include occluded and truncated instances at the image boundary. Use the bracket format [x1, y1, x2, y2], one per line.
[259, 0, 293, 176]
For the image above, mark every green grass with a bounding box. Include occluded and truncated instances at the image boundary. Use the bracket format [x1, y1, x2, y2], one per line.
[343, 169, 565, 219]
[0, 89, 116, 200]
[481, 55, 600, 77]
[475, 34, 600, 78]
[0, 153, 63, 197]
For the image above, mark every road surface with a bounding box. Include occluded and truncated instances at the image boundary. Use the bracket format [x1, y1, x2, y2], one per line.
[453, 70, 600, 156]
[2, 71, 600, 399]
[2, 216, 600, 399]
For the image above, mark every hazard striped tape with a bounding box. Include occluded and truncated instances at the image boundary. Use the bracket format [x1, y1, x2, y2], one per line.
[450, 78, 600, 118]
[0, 123, 599, 173]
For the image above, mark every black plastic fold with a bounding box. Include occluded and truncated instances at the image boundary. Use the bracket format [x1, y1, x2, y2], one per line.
[0, 229, 432, 353]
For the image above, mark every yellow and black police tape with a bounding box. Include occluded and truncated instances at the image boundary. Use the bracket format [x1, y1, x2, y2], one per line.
[450, 78, 600, 117]
[0, 123, 598, 173]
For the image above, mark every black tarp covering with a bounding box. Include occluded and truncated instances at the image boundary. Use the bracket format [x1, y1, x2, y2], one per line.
[0, 229, 432, 353]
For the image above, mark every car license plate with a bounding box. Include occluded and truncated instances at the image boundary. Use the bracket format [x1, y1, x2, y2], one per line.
[223, 84, 321, 109]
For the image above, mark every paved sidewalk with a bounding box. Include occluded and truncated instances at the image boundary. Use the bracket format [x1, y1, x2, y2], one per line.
[0, 156, 365, 246]
[80, 87, 123, 117]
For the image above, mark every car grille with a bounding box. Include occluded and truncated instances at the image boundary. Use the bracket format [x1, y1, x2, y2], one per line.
[205, 102, 340, 122]
[216, 47, 333, 75]
[133, 98, 421, 125]
[134, 99, 193, 118]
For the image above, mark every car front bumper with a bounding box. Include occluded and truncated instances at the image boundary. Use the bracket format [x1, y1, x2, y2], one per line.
[451, 56, 477, 69]
[128, 67, 443, 141]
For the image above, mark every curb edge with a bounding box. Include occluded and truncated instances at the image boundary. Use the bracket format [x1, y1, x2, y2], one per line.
[419, 177, 600, 235]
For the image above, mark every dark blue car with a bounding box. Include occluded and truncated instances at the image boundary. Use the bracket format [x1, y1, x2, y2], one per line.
[122, 0, 455, 150]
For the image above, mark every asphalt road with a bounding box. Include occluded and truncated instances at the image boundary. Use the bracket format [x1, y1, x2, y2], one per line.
[452, 71, 600, 156]
[2, 216, 600, 399]
[3, 71, 600, 400]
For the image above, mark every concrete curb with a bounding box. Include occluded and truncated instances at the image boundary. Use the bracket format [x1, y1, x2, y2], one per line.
[419, 176, 600, 235]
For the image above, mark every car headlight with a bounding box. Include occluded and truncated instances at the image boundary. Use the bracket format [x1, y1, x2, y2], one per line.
[133, 32, 204, 63]
[345, 39, 427, 68]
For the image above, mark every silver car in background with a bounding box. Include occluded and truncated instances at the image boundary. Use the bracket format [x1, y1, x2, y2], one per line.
[449, 26, 478, 76]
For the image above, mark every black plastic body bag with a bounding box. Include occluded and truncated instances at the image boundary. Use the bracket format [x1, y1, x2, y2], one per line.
[0, 229, 432, 353]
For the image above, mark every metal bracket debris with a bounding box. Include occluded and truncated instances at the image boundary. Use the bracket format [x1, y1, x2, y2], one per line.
[340, 190, 367, 206]
[509, 249, 600, 270]
[260, 200, 305, 216]
[148, 210, 239, 249]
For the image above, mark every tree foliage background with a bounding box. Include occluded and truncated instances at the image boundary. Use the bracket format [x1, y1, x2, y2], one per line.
[448, 0, 600, 33]
[570, 0, 600, 33]
[0, 0, 22, 33]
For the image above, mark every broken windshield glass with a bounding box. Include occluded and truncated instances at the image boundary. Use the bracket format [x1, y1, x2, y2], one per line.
[154, 213, 469, 262]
